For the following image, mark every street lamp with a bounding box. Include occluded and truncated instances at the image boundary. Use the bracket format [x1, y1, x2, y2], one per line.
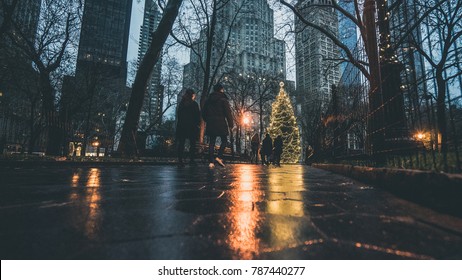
[92, 139, 100, 157]
[242, 114, 250, 155]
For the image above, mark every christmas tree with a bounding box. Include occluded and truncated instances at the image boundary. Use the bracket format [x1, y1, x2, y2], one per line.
[267, 82, 301, 163]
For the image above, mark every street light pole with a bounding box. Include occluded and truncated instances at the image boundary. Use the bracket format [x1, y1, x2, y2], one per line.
[243, 114, 250, 157]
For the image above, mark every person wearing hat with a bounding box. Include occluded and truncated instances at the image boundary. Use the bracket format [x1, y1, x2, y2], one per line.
[202, 83, 234, 167]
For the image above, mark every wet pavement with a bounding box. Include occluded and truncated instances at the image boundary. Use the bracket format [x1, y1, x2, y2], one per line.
[0, 164, 461, 259]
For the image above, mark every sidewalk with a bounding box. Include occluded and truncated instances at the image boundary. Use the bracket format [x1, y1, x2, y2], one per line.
[1, 164, 461, 259]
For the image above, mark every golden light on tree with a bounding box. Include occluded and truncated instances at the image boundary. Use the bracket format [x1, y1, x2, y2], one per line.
[267, 82, 301, 163]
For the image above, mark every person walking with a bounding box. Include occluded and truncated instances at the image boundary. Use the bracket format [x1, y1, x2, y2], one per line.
[176, 88, 200, 166]
[261, 133, 273, 165]
[273, 135, 283, 166]
[202, 83, 234, 168]
[250, 133, 260, 164]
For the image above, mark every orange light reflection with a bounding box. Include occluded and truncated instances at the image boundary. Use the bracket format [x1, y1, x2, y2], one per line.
[71, 173, 80, 187]
[85, 168, 102, 239]
[226, 165, 261, 259]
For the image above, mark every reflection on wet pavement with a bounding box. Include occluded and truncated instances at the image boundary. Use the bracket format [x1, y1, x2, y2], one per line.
[0, 164, 461, 259]
[225, 165, 261, 259]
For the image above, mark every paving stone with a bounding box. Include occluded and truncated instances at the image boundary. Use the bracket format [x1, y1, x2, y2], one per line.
[0, 164, 461, 259]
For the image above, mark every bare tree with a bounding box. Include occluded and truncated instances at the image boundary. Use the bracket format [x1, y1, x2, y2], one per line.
[118, 0, 184, 157]
[253, 73, 283, 139]
[143, 55, 183, 139]
[170, 0, 245, 141]
[279, 0, 448, 161]
[6, 0, 81, 155]
[0, 46, 42, 154]
[222, 71, 256, 153]
[222, 70, 282, 153]
[405, 0, 462, 171]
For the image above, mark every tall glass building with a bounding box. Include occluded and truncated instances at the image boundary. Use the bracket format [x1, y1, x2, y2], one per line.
[73, 0, 132, 154]
[75, 0, 132, 86]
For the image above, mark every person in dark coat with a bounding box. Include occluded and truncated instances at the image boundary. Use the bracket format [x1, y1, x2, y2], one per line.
[202, 83, 234, 167]
[273, 135, 283, 166]
[176, 88, 200, 166]
[261, 133, 273, 165]
[250, 133, 260, 164]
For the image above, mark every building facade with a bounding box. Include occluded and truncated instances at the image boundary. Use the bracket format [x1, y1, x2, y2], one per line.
[73, 0, 133, 155]
[294, 0, 340, 110]
[294, 0, 340, 157]
[76, 0, 132, 83]
[183, 0, 286, 94]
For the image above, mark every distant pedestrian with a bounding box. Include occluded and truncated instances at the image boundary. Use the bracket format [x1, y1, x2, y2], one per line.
[273, 135, 283, 166]
[250, 133, 260, 164]
[304, 145, 314, 165]
[176, 88, 200, 166]
[261, 133, 273, 165]
[202, 83, 234, 168]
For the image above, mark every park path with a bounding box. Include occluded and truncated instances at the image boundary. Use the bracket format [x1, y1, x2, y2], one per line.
[1, 164, 461, 259]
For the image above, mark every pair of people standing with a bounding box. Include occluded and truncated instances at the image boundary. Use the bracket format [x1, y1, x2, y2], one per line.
[176, 84, 233, 168]
[260, 134, 283, 166]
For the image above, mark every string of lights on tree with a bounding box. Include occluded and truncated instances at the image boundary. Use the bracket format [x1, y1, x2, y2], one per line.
[267, 82, 301, 163]
[378, 0, 399, 64]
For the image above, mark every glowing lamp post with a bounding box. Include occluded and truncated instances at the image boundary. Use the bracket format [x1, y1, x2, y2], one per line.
[92, 139, 100, 156]
[242, 115, 250, 154]
[416, 133, 425, 140]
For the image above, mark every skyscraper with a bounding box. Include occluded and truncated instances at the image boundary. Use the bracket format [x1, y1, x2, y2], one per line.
[137, 0, 163, 133]
[226, 0, 286, 77]
[183, 0, 286, 93]
[75, 0, 132, 86]
[294, 0, 340, 110]
[73, 0, 132, 154]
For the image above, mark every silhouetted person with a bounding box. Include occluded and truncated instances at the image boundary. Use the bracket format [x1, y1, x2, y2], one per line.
[261, 133, 273, 165]
[250, 133, 260, 164]
[176, 89, 200, 166]
[202, 83, 234, 168]
[304, 145, 314, 165]
[273, 135, 283, 166]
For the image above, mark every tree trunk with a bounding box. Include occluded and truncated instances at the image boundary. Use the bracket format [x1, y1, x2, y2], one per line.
[364, 0, 385, 164]
[39, 71, 62, 156]
[198, 0, 219, 143]
[435, 70, 448, 171]
[27, 100, 38, 154]
[118, 0, 183, 157]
